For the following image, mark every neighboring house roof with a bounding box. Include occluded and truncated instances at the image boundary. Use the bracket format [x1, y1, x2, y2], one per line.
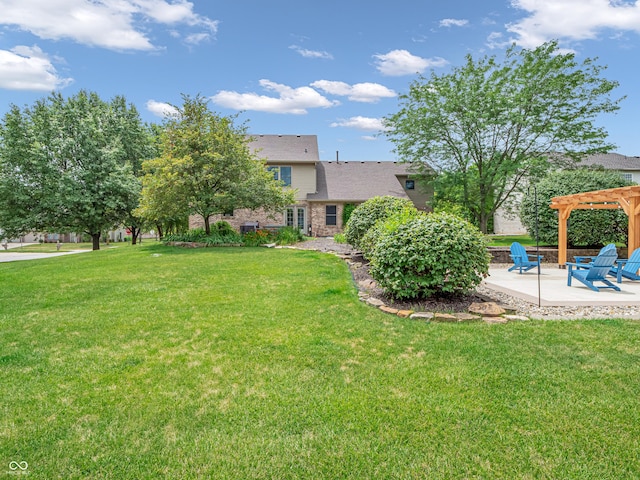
[577, 153, 640, 170]
[308, 161, 412, 202]
[248, 134, 319, 163]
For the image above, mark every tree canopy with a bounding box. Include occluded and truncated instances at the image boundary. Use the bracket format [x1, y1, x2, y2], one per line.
[383, 41, 623, 233]
[0, 91, 150, 250]
[137, 95, 295, 235]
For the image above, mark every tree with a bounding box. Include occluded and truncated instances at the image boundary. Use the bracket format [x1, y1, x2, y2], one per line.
[383, 41, 623, 233]
[0, 91, 148, 250]
[520, 168, 631, 247]
[138, 95, 295, 235]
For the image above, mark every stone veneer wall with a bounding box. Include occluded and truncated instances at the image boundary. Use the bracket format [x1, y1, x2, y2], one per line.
[309, 202, 346, 237]
[190, 208, 287, 232]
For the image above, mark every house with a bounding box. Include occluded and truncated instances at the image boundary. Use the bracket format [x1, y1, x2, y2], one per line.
[577, 153, 640, 183]
[192, 134, 429, 236]
[493, 152, 640, 234]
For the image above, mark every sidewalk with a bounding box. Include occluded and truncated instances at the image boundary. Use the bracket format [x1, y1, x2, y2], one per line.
[484, 264, 640, 306]
[0, 243, 88, 263]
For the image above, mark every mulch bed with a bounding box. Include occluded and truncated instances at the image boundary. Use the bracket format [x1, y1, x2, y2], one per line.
[346, 253, 493, 313]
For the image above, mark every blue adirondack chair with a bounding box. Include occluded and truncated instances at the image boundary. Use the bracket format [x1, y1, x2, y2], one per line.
[567, 248, 620, 292]
[609, 247, 640, 283]
[508, 242, 543, 274]
[573, 243, 616, 266]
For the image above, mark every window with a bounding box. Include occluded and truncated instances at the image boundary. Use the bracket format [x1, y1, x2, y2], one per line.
[223, 209, 234, 217]
[621, 173, 633, 182]
[326, 205, 337, 226]
[405, 179, 415, 190]
[267, 166, 292, 187]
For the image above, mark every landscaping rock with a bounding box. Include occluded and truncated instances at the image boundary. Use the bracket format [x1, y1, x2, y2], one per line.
[468, 302, 506, 316]
[366, 297, 385, 307]
[380, 305, 399, 315]
[454, 312, 481, 322]
[433, 313, 458, 322]
[358, 279, 377, 290]
[397, 310, 414, 318]
[504, 315, 530, 321]
[484, 317, 509, 324]
[410, 312, 434, 321]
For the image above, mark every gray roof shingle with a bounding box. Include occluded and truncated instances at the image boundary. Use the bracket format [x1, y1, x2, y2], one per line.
[308, 161, 413, 202]
[247, 134, 319, 163]
[577, 153, 640, 170]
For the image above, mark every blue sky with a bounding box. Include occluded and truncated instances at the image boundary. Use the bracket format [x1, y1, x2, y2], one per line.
[0, 0, 639, 161]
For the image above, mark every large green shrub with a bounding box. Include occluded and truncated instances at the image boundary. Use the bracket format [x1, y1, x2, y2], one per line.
[343, 196, 415, 250]
[359, 206, 422, 259]
[342, 203, 357, 227]
[369, 212, 490, 300]
[520, 168, 632, 247]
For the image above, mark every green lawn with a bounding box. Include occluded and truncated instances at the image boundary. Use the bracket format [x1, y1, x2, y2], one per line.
[486, 234, 552, 247]
[1, 245, 639, 479]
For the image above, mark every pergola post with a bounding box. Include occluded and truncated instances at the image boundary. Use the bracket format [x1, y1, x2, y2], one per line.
[630, 196, 640, 256]
[557, 207, 570, 266]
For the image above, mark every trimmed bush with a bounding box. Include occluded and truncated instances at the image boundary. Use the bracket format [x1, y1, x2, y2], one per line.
[275, 226, 304, 245]
[212, 220, 235, 236]
[369, 212, 490, 299]
[162, 227, 241, 245]
[360, 206, 422, 259]
[520, 168, 632, 247]
[343, 196, 415, 250]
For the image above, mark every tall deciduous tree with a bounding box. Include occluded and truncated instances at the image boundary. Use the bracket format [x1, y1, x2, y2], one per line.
[0, 91, 148, 250]
[138, 95, 295, 235]
[383, 41, 623, 233]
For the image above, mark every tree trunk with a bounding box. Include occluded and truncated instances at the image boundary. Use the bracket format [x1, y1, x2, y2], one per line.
[131, 226, 140, 245]
[203, 215, 211, 235]
[156, 224, 163, 240]
[479, 213, 489, 234]
[91, 232, 101, 251]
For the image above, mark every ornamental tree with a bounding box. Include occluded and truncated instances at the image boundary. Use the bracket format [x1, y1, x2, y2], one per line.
[138, 95, 295, 235]
[384, 41, 623, 233]
[0, 91, 148, 250]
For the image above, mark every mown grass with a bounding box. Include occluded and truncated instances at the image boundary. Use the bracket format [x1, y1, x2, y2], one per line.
[1, 244, 640, 479]
[486, 234, 551, 247]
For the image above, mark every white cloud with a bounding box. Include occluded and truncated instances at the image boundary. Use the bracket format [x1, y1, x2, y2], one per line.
[310, 80, 396, 103]
[289, 45, 333, 60]
[184, 33, 211, 46]
[0, 45, 73, 90]
[211, 79, 339, 114]
[146, 99, 178, 118]
[373, 49, 448, 76]
[440, 18, 469, 27]
[330, 116, 385, 132]
[507, 0, 640, 49]
[0, 0, 218, 51]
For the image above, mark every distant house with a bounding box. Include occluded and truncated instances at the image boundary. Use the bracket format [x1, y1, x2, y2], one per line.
[192, 134, 429, 236]
[577, 153, 640, 183]
[493, 152, 640, 234]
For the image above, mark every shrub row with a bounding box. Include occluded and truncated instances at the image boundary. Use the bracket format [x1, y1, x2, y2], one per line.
[163, 222, 304, 247]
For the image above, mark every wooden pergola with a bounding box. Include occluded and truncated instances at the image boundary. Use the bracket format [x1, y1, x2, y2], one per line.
[550, 185, 640, 266]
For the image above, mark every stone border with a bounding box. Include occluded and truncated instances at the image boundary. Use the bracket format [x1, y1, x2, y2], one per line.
[337, 253, 530, 324]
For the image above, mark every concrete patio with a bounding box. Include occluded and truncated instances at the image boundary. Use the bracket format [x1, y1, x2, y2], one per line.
[484, 264, 640, 307]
